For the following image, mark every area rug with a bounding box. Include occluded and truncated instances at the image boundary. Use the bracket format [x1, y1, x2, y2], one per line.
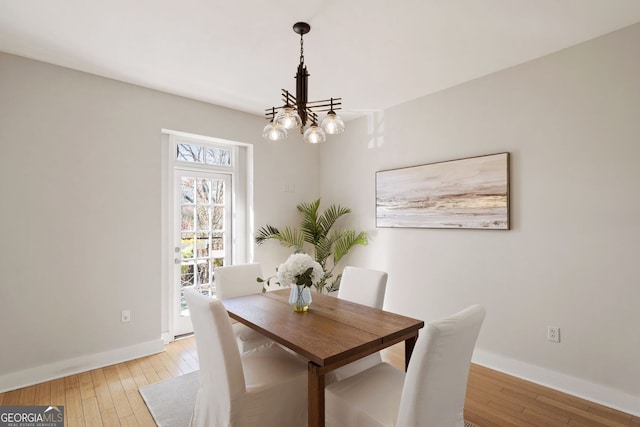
[139, 371, 199, 427]
[139, 371, 478, 427]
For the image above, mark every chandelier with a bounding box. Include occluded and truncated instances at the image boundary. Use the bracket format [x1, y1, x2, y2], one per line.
[263, 22, 345, 144]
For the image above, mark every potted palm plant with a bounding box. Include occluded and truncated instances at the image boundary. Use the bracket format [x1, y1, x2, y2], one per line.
[256, 198, 367, 293]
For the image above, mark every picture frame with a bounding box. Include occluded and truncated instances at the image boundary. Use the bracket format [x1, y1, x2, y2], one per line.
[376, 152, 510, 229]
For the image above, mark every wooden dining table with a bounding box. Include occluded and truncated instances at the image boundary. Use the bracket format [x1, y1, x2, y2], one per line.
[221, 288, 424, 427]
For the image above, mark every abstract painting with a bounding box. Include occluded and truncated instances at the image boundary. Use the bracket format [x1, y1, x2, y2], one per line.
[376, 153, 510, 229]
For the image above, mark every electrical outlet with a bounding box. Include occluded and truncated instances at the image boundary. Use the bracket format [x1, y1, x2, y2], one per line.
[548, 326, 560, 343]
[121, 310, 131, 323]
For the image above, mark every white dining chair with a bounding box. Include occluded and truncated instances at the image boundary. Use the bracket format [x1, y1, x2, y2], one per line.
[214, 263, 273, 353]
[183, 286, 308, 427]
[338, 266, 388, 308]
[326, 305, 486, 427]
[326, 266, 388, 384]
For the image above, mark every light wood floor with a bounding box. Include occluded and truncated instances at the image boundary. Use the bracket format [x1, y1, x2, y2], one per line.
[1, 337, 637, 426]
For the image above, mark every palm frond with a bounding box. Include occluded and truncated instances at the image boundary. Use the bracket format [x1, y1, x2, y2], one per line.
[255, 225, 281, 245]
[277, 226, 305, 250]
[297, 199, 322, 244]
[314, 236, 333, 268]
[333, 230, 368, 265]
[297, 199, 321, 215]
[325, 273, 343, 293]
[319, 204, 351, 235]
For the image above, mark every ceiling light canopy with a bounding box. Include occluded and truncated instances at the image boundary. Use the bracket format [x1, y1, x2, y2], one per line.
[263, 22, 344, 143]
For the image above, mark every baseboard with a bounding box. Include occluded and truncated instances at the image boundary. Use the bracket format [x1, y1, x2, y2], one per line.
[0, 339, 164, 393]
[472, 349, 640, 417]
[162, 331, 173, 344]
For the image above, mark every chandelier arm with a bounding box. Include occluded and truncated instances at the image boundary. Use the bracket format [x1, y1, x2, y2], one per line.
[306, 98, 342, 105]
[308, 107, 341, 114]
[305, 103, 342, 110]
[305, 109, 319, 124]
[281, 89, 297, 106]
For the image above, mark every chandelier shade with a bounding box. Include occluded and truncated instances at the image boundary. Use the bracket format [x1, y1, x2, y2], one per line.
[262, 121, 288, 141]
[320, 98, 345, 134]
[275, 104, 302, 129]
[263, 22, 344, 143]
[262, 107, 288, 141]
[303, 124, 327, 144]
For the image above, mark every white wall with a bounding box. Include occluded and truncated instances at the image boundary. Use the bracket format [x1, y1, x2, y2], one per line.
[320, 23, 640, 414]
[0, 52, 319, 389]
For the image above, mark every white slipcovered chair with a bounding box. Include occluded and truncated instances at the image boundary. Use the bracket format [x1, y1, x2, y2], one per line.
[326, 305, 486, 427]
[214, 263, 273, 353]
[325, 266, 388, 384]
[183, 286, 308, 427]
[338, 266, 387, 309]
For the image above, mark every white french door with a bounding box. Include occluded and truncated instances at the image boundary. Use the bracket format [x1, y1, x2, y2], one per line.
[173, 169, 232, 335]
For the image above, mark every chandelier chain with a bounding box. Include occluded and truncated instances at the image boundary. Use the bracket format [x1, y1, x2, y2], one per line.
[299, 33, 305, 64]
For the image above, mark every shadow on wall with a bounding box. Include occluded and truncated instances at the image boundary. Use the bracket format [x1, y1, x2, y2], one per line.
[366, 110, 385, 149]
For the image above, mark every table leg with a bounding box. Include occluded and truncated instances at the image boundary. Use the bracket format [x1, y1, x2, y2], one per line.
[308, 362, 325, 427]
[404, 335, 418, 371]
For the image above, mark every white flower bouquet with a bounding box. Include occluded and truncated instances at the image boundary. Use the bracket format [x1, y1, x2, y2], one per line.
[258, 253, 324, 290]
[257, 253, 323, 311]
[277, 253, 324, 287]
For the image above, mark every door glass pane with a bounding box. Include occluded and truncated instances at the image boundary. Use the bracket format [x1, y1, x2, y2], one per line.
[205, 147, 232, 167]
[196, 178, 210, 204]
[181, 177, 195, 203]
[213, 258, 224, 268]
[211, 232, 223, 251]
[196, 206, 210, 231]
[211, 206, 224, 230]
[197, 260, 209, 283]
[181, 262, 194, 287]
[177, 144, 205, 163]
[181, 233, 194, 258]
[196, 233, 210, 258]
[211, 179, 224, 203]
[181, 207, 195, 231]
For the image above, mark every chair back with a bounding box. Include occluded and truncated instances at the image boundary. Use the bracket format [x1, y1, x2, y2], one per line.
[396, 305, 485, 427]
[214, 263, 263, 299]
[183, 287, 246, 421]
[338, 266, 388, 309]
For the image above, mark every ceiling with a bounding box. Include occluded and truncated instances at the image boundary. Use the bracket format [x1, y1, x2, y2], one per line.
[2, 0, 640, 121]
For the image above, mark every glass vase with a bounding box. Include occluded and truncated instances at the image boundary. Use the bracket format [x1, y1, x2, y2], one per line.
[289, 285, 312, 312]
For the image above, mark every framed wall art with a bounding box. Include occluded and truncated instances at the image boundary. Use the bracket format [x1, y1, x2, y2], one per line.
[376, 152, 510, 229]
